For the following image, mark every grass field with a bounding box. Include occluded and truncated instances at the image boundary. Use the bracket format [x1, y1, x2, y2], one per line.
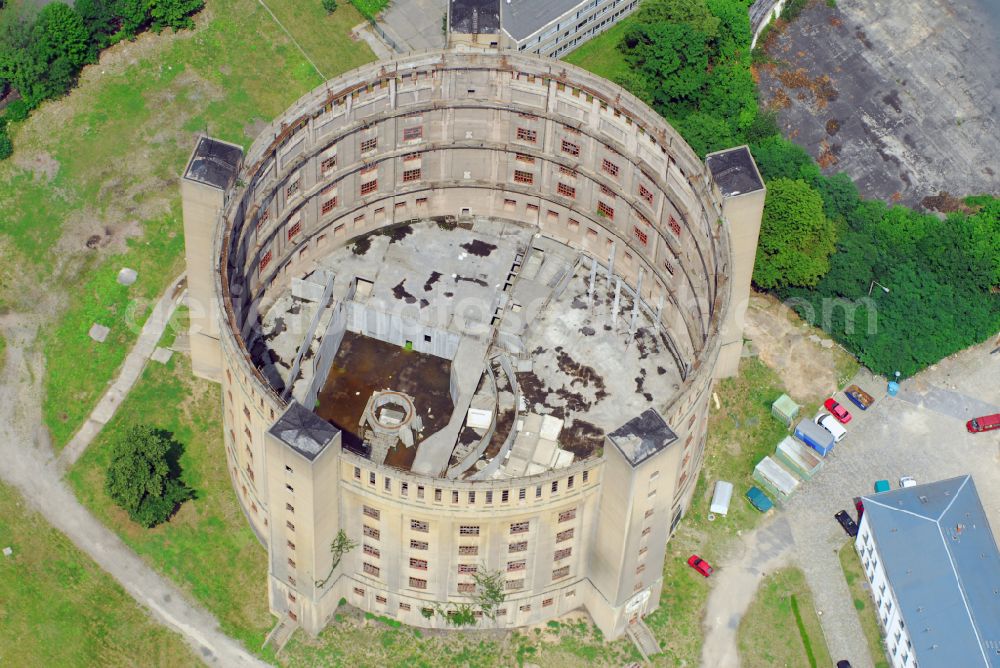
[0, 480, 198, 666]
[738, 568, 833, 668]
[0, 0, 374, 449]
[563, 19, 635, 84]
[66, 330, 275, 656]
[839, 543, 891, 668]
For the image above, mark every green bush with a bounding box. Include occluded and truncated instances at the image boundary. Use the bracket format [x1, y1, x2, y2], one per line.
[0, 129, 11, 160]
[322, 0, 337, 14]
[4, 99, 29, 122]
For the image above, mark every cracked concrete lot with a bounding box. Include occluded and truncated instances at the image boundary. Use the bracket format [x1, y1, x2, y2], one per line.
[758, 0, 1000, 207]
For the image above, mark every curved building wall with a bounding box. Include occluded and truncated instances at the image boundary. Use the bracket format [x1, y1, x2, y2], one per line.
[199, 49, 733, 639]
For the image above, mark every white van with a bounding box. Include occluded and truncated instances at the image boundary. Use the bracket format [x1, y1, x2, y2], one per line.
[815, 413, 847, 443]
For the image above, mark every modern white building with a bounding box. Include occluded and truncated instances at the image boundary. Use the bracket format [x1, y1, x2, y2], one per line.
[855, 475, 1000, 668]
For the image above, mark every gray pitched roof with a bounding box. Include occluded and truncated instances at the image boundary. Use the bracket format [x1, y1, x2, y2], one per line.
[183, 136, 242, 190]
[268, 401, 340, 461]
[705, 146, 764, 198]
[862, 475, 1000, 667]
[502, 0, 582, 41]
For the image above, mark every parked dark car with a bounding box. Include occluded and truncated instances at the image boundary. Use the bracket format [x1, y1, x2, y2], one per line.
[746, 486, 774, 513]
[844, 384, 874, 410]
[837, 661, 853, 668]
[835, 510, 859, 537]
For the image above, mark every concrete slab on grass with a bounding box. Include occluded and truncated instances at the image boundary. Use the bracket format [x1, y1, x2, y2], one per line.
[151, 347, 173, 364]
[89, 323, 110, 343]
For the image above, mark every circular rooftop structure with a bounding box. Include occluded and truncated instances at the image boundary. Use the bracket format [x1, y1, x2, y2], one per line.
[202, 48, 738, 637]
[216, 50, 731, 482]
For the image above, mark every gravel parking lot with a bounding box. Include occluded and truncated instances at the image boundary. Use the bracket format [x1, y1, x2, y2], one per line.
[703, 339, 1000, 667]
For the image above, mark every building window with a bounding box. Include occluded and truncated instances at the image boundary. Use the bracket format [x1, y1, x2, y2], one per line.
[410, 539, 428, 550]
[519, 604, 531, 612]
[514, 170, 534, 184]
[507, 559, 526, 572]
[583, 470, 589, 483]
[403, 168, 421, 182]
[402, 126, 423, 141]
[285, 503, 294, 513]
[554, 548, 572, 561]
[502, 489, 509, 503]
[399, 602, 411, 611]
[287, 575, 296, 586]
[458, 582, 476, 593]
[286, 520, 295, 531]
[287, 558, 296, 568]
[518, 488, 526, 501]
[485, 491, 493, 504]
[375, 595, 387, 604]
[516, 128, 537, 143]
[542, 598, 553, 608]
[321, 195, 338, 214]
[468, 491, 476, 504]
[557, 182, 575, 198]
[434, 488, 442, 502]
[286, 180, 300, 198]
[510, 521, 529, 535]
[536, 485, 542, 498]
[363, 506, 380, 520]
[597, 201, 614, 219]
[360, 179, 377, 195]
[369, 472, 376, 485]
[384, 477, 391, 492]
[459, 545, 479, 556]
[321, 155, 337, 173]
[644, 508, 654, 519]
[553, 565, 570, 580]
[641, 526, 651, 536]
[634, 226, 648, 245]
[459, 525, 480, 536]
[403, 151, 420, 162]
[364, 525, 380, 540]
[561, 140, 580, 156]
[668, 215, 682, 236]
[636, 564, 646, 575]
[515, 153, 535, 164]
[600, 184, 616, 198]
[509, 540, 528, 553]
[506, 579, 524, 591]
[361, 137, 377, 153]
[411, 519, 429, 532]
[452, 490, 459, 504]
[259, 251, 272, 272]
[556, 528, 574, 543]
[363, 544, 379, 557]
[458, 564, 478, 574]
[401, 482, 408, 496]
[363, 562, 380, 577]
[287, 221, 302, 240]
[602, 159, 620, 177]
[354, 466, 361, 480]
[559, 165, 576, 177]
[409, 577, 427, 589]
[288, 591, 297, 603]
[417, 485, 425, 499]
[639, 184, 654, 204]
[410, 558, 428, 570]
[558, 508, 576, 524]
[287, 540, 296, 551]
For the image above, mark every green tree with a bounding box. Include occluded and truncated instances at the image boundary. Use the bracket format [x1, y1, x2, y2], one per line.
[32, 3, 92, 71]
[75, 0, 123, 47]
[149, 0, 204, 32]
[753, 178, 836, 289]
[639, 0, 719, 38]
[105, 424, 193, 527]
[619, 22, 710, 112]
[0, 128, 12, 160]
[322, 0, 338, 13]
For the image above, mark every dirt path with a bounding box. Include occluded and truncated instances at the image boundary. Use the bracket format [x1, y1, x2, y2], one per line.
[0, 314, 268, 667]
[699, 516, 794, 667]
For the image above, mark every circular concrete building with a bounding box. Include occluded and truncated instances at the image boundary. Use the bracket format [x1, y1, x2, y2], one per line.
[180, 49, 763, 638]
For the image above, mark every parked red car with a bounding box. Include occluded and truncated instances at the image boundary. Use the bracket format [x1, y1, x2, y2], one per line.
[687, 555, 714, 577]
[824, 398, 852, 424]
[967, 413, 1000, 433]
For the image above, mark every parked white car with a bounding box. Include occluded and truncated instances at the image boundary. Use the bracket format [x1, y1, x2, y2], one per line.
[900, 476, 917, 488]
[815, 413, 847, 443]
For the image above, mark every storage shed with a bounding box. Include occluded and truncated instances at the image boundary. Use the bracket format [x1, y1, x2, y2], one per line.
[774, 436, 824, 480]
[753, 456, 800, 502]
[710, 481, 734, 516]
[771, 394, 800, 426]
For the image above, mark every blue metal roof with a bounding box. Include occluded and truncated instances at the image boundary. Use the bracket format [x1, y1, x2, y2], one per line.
[862, 475, 1000, 667]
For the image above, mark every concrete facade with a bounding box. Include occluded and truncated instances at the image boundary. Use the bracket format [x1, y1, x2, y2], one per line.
[182, 49, 761, 640]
